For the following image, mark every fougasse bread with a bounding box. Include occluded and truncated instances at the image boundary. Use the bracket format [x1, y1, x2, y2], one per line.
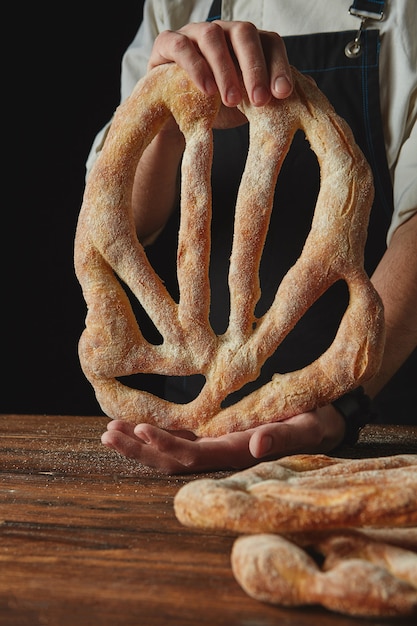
[175, 454, 417, 617]
[74, 63, 384, 436]
[231, 529, 417, 617]
[174, 454, 417, 533]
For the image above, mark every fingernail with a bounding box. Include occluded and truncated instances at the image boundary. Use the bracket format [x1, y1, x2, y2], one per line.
[260, 434, 273, 456]
[225, 85, 241, 105]
[134, 427, 150, 444]
[274, 75, 292, 97]
[253, 85, 270, 106]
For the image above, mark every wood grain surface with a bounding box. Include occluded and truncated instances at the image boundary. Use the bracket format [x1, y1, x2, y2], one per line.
[1, 414, 416, 626]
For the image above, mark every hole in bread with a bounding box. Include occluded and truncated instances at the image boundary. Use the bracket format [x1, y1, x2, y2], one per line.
[255, 129, 320, 317]
[207, 128, 320, 333]
[305, 546, 326, 568]
[118, 278, 164, 345]
[116, 373, 206, 403]
[116, 373, 166, 398]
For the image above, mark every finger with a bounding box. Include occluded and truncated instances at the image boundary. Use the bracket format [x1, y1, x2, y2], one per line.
[105, 419, 137, 437]
[248, 406, 346, 459]
[248, 413, 325, 459]
[134, 424, 256, 472]
[226, 21, 271, 106]
[264, 31, 293, 99]
[101, 428, 146, 459]
[226, 25, 292, 103]
[102, 426, 190, 473]
[134, 424, 206, 468]
[182, 21, 243, 106]
[148, 29, 218, 96]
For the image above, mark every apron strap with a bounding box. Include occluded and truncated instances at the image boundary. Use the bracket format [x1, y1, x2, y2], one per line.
[345, 0, 386, 57]
[349, 0, 385, 20]
[207, 0, 222, 22]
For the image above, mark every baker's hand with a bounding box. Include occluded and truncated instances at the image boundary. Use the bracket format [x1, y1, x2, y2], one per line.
[149, 20, 292, 128]
[101, 406, 346, 475]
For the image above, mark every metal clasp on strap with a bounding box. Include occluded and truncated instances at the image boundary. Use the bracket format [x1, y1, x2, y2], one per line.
[345, 2, 385, 58]
[345, 16, 367, 58]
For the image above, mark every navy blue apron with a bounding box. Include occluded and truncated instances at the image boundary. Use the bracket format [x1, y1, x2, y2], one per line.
[142, 0, 416, 424]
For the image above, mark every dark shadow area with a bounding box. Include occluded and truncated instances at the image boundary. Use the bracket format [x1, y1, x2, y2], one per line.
[4, 3, 145, 415]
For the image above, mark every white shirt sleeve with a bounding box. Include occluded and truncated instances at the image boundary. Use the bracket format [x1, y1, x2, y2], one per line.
[388, 116, 417, 242]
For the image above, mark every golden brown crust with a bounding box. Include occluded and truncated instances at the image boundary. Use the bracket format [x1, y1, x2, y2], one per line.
[231, 530, 417, 617]
[175, 454, 417, 617]
[74, 63, 384, 436]
[173, 454, 417, 533]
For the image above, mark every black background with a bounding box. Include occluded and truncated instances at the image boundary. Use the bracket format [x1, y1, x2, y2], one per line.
[4, 3, 145, 415]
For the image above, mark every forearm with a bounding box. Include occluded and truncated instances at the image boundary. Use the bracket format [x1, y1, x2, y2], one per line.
[364, 212, 417, 398]
[132, 124, 185, 245]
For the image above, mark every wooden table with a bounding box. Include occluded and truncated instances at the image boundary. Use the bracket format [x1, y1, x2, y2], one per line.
[1, 414, 416, 626]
